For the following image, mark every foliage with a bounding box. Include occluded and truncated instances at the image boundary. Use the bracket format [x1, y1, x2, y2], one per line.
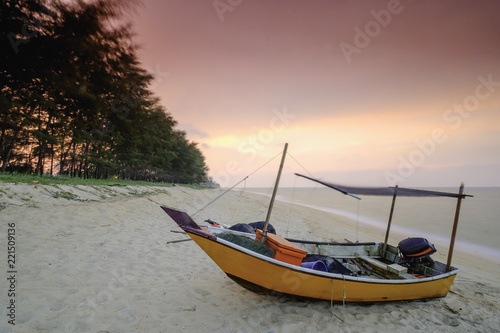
[0, 171, 172, 187]
[0, 0, 208, 183]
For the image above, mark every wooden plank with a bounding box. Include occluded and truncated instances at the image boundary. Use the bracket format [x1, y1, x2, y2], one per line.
[358, 256, 387, 270]
[387, 263, 408, 275]
[356, 255, 412, 279]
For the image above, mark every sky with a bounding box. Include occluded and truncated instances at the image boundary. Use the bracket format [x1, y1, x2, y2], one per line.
[132, 0, 500, 188]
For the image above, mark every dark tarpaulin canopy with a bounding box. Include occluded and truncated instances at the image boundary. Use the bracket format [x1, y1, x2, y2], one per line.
[294, 173, 473, 199]
[161, 206, 201, 229]
[295, 172, 471, 271]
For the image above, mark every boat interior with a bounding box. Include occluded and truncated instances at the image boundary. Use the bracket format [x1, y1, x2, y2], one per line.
[205, 226, 456, 281]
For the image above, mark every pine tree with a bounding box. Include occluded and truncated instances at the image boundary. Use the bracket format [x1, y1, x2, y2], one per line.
[0, 0, 208, 182]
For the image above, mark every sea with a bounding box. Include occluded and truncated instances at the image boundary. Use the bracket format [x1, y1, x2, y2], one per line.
[243, 187, 500, 264]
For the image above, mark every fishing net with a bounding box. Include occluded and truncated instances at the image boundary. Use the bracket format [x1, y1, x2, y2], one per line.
[217, 232, 275, 258]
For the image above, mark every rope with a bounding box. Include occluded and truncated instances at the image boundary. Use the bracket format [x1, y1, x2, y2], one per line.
[240, 178, 246, 197]
[331, 279, 334, 308]
[356, 200, 360, 242]
[287, 152, 314, 177]
[284, 176, 299, 238]
[343, 275, 346, 307]
[287, 151, 317, 238]
[331, 277, 347, 308]
[192, 151, 282, 217]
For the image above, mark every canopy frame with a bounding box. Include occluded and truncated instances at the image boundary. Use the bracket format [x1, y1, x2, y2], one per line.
[294, 173, 472, 270]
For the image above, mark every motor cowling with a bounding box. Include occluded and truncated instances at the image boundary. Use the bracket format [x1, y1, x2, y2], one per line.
[398, 237, 436, 266]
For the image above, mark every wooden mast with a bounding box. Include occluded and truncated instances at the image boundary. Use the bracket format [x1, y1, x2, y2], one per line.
[260, 143, 288, 244]
[446, 183, 464, 272]
[381, 185, 398, 258]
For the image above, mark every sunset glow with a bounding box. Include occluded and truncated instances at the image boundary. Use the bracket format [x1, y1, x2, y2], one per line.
[134, 0, 500, 187]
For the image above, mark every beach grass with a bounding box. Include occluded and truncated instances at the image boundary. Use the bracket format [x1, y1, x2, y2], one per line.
[0, 172, 207, 189]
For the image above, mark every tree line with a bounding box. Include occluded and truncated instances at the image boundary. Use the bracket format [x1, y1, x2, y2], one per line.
[0, 0, 209, 183]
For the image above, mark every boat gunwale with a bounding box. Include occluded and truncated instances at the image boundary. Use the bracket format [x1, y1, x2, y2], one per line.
[184, 229, 461, 285]
[286, 238, 377, 247]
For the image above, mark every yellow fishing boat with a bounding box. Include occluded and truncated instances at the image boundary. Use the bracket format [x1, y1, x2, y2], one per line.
[162, 143, 472, 303]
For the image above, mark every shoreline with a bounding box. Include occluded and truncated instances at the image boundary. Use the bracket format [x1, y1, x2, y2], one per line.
[0, 183, 499, 332]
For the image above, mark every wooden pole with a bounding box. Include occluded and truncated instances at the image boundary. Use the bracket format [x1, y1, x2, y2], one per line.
[446, 183, 464, 272]
[260, 143, 288, 244]
[381, 185, 398, 258]
[167, 238, 192, 244]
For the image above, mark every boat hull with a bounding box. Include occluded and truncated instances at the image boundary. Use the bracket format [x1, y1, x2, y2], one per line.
[187, 232, 457, 303]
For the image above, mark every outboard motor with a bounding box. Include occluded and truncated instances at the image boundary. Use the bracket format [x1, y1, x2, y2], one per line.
[398, 237, 436, 266]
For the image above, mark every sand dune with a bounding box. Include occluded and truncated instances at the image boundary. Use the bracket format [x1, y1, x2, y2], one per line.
[0, 183, 498, 332]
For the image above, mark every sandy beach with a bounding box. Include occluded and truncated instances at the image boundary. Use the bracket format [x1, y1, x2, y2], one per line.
[0, 183, 499, 332]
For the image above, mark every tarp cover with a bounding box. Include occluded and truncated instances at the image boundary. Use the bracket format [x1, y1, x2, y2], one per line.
[295, 173, 472, 199]
[161, 206, 201, 230]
